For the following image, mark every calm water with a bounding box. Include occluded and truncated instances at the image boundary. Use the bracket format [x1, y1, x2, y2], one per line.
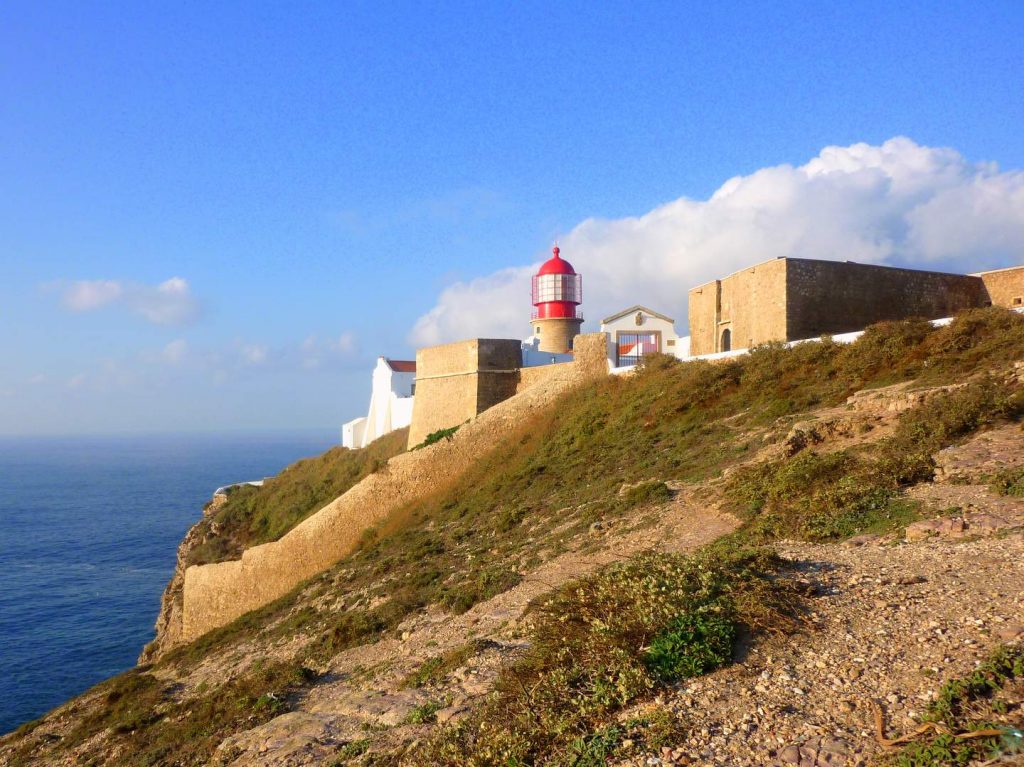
[0, 431, 336, 734]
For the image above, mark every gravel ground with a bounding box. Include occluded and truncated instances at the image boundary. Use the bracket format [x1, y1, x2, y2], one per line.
[615, 531, 1024, 767]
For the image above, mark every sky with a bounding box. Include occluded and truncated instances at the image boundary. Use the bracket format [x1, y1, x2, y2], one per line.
[1, 1, 1023, 436]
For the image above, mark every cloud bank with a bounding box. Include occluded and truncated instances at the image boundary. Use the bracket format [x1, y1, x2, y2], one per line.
[410, 137, 1024, 346]
[59, 276, 201, 325]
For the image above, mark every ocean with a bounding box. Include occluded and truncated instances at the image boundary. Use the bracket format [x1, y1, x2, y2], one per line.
[0, 431, 337, 735]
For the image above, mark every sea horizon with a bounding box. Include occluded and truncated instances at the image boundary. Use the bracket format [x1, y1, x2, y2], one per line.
[0, 429, 339, 734]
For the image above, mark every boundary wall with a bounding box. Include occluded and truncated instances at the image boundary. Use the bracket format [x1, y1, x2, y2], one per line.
[688, 258, 1024, 356]
[179, 334, 609, 644]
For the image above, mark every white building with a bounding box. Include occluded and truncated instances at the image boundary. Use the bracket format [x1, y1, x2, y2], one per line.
[520, 336, 574, 367]
[341, 357, 417, 449]
[600, 305, 691, 368]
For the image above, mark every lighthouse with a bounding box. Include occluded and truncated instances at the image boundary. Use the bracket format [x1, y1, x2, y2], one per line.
[531, 245, 583, 354]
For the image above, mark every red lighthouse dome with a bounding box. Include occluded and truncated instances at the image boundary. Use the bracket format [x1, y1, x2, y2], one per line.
[532, 246, 582, 320]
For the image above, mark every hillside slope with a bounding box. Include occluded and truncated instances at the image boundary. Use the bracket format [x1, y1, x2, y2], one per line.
[3, 308, 1024, 767]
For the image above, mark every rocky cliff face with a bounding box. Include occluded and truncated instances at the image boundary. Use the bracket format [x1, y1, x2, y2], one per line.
[138, 494, 227, 664]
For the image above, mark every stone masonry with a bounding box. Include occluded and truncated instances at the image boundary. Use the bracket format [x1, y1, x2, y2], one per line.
[688, 257, 1023, 356]
[176, 334, 610, 646]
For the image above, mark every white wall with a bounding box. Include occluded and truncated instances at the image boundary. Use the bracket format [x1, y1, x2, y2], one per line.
[521, 337, 573, 367]
[601, 308, 685, 366]
[341, 358, 416, 449]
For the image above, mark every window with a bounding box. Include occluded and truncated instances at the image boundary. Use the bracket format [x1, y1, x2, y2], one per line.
[721, 328, 731, 352]
[1015, 297, 1022, 306]
[532, 273, 582, 303]
[616, 332, 660, 366]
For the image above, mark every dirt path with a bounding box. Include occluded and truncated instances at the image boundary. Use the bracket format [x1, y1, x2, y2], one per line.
[214, 495, 740, 766]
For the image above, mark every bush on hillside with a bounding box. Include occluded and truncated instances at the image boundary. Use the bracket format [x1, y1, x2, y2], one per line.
[728, 375, 1024, 541]
[418, 548, 803, 766]
[188, 428, 408, 565]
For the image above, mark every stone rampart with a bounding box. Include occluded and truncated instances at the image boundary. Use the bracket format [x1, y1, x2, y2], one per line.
[407, 339, 522, 448]
[977, 265, 1024, 309]
[178, 334, 610, 645]
[688, 257, 1004, 354]
[785, 259, 986, 341]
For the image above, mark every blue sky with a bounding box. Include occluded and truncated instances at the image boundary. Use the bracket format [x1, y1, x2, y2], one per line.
[2, 1, 1023, 435]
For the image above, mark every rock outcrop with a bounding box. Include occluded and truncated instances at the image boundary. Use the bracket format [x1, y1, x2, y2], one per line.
[138, 493, 227, 664]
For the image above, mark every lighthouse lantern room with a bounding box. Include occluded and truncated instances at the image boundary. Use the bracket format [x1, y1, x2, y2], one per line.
[531, 246, 584, 354]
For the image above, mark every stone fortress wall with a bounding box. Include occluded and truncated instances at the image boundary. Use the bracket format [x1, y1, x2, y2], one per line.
[406, 339, 523, 448]
[976, 265, 1024, 309]
[784, 259, 987, 342]
[689, 258, 1024, 356]
[688, 258, 789, 357]
[178, 334, 610, 645]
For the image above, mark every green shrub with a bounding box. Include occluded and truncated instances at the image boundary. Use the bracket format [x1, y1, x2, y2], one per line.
[417, 548, 802, 766]
[989, 466, 1024, 497]
[646, 610, 735, 682]
[884, 645, 1024, 766]
[415, 424, 461, 450]
[406, 699, 445, 724]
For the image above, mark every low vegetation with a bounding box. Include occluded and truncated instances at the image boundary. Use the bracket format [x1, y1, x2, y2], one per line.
[989, 465, 1024, 498]
[417, 548, 804, 765]
[401, 641, 485, 689]
[188, 429, 408, 565]
[413, 424, 462, 450]
[728, 375, 1024, 541]
[9, 308, 1024, 767]
[882, 644, 1024, 766]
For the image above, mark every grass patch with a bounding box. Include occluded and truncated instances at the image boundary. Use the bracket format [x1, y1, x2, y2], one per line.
[621, 480, 673, 508]
[188, 429, 408, 565]
[332, 738, 371, 763]
[406, 700, 445, 725]
[19, 661, 317, 767]
[416, 547, 803, 765]
[989, 465, 1024, 497]
[401, 641, 482, 689]
[882, 644, 1024, 766]
[728, 375, 1024, 541]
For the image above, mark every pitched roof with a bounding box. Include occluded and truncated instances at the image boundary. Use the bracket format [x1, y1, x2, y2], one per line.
[601, 305, 676, 325]
[385, 359, 416, 373]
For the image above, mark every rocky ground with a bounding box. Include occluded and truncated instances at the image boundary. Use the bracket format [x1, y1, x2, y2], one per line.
[217, 423, 1024, 767]
[5, 378, 1023, 767]
[610, 425, 1024, 767]
[614, 531, 1024, 766]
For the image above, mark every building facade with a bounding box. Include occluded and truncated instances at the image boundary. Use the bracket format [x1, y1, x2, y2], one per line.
[341, 357, 416, 449]
[688, 258, 1024, 356]
[600, 305, 689, 366]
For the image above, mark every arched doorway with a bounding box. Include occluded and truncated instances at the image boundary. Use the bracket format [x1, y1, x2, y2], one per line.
[721, 328, 731, 352]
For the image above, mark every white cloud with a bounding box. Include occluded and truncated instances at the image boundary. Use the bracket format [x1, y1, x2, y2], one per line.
[63, 280, 123, 311]
[160, 339, 188, 365]
[57, 276, 200, 325]
[298, 332, 358, 370]
[410, 137, 1024, 346]
[334, 331, 356, 354]
[241, 344, 268, 365]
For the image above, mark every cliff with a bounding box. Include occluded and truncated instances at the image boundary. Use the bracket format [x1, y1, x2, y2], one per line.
[137, 494, 224, 664]
[4, 310, 1024, 767]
